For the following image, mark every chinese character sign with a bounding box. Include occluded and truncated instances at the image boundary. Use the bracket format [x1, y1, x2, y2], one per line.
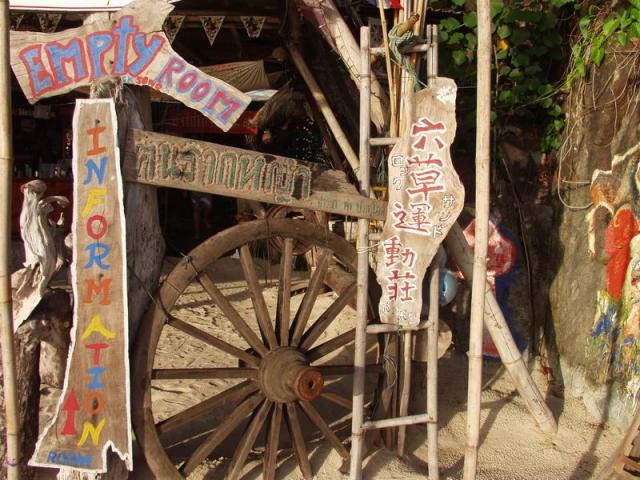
[9, 0, 250, 132]
[377, 78, 464, 325]
[31, 100, 132, 472]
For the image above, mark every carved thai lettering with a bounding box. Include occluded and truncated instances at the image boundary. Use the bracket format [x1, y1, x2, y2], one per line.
[203, 148, 217, 184]
[216, 152, 238, 188]
[238, 155, 265, 192]
[176, 144, 198, 183]
[135, 144, 156, 179]
[292, 164, 312, 200]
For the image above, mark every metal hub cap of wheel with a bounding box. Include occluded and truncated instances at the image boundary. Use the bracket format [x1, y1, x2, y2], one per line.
[258, 347, 324, 403]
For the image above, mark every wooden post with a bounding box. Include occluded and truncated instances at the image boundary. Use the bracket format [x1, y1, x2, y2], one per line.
[287, 44, 362, 179]
[463, 0, 492, 476]
[0, 0, 20, 477]
[349, 26, 371, 480]
[444, 223, 557, 434]
[427, 262, 440, 480]
[377, 4, 397, 137]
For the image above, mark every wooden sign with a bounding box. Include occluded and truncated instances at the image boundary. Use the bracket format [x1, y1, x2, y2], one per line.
[31, 99, 132, 472]
[9, 0, 250, 132]
[376, 78, 464, 325]
[123, 129, 388, 220]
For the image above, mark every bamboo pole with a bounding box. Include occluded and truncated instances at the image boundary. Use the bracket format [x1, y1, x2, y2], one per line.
[427, 262, 440, 480]
[444, 224, 557, 434]
[377, 3, 397, 137]
[463, 0, 492, 476]
[287, 44, 361, 178]
[396, 330, 412, 455]
[0, 0, 20, 478]
[349, 26, 371, 480]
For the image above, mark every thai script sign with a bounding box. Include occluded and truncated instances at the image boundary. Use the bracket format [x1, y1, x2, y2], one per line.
[31, 99, 132, 472]
[123, 129, 388, 220]
[9, 0, 250, 132]
[377, 78, 464, 325]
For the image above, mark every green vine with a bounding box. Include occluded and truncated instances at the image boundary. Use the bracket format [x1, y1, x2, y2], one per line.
[438, 0, 640, 153]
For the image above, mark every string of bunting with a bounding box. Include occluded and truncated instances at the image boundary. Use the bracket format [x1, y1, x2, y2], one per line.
[200, 16, 224, 45]
[37, 13, 62, 33]
[241, 16, 266, 38]
[162, 15, 184, 44]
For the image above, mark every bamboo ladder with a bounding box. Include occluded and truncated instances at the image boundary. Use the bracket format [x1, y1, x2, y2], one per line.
[349, 25, 442, 480]
[596, 408, 640, 479]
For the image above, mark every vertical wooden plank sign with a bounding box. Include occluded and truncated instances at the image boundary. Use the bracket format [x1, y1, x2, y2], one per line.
[377, 78, 464, 325]
[30, 99, 132, 472]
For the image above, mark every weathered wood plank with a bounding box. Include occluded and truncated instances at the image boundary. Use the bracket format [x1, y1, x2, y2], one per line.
[122, 129, 387, 221]
[9, 0, 249, 132]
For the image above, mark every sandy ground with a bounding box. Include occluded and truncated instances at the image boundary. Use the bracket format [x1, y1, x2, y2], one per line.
[39, 255, 624, 479]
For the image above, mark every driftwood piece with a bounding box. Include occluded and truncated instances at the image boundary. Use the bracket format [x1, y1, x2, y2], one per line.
[11, 180, 69, 330]
[123, 128, 387, 221]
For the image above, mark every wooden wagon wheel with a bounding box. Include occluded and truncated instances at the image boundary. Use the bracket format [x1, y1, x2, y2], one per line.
[132, 219, 382, 479]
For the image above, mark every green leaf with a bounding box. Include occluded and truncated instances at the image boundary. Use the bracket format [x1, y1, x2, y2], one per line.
[591, 46, 605, 66]
[497, 25, 511, 38]
[490, 111, 498, 123]
[543, 32, 563, 47]
[537, 84, 554, 95]
[440, 17, 460, 31]
[496, 49, 508, 60]
[463, 12, 478, 28]
[602, 15, 620, 36]
[631, 22, 640, 39]
[510, 28, 531, 45]
[631, 8, 640, 22]
[498, 90, 513, 103]
[499, 65, 511, 76]
[452, 0, 466, 5]
[630, 0, 640, 10]
[439, 30, 449, 42]
[525, 64, 542, 74]
[465, 32, 477, 50]
[452, 50, 468, 66]
[578, 16, 591, 36]
[491, 0, 504, 19]
[530, 45, 548, 57]
[448, 32, 464, 45]
[508, 68, 523, 80]
[539, 15, 558, 31]
[617, 31, 630, 47]
[511, 53, 531, 67]
[575, 57, 587, 77]
[540, 97, 553, 109]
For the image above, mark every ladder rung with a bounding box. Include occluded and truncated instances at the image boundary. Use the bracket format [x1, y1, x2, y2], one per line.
[366, 320, 431, 334]
[370, 137, 399, 146]
[362, 413, 436, 431]
[620, 456, 640, 472]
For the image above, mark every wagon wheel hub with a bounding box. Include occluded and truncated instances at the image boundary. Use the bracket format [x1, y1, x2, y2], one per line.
[258, 347, 324, 403]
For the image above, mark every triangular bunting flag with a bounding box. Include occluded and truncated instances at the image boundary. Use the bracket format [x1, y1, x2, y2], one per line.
[200, 16, 224, 46]
[37, 13, 62, 33]
[163, 15, 185, 44]
[10, 14, 24, 30]
[241, 16, 266, 38]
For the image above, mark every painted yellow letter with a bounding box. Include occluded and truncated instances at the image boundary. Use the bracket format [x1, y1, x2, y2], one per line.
[81, 188, 107, 218]
[77, 419, 106, 447]
[81, 314, 115, 340]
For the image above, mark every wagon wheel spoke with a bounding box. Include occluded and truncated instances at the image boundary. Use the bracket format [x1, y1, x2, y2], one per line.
[299, 400, 349, 460]
[263, 403, 283, 480]
[319, 391, 353, 410]
[239, 245, 279, 350]
[306, 329, 356, 363]
[285, 402, 313, 480]
[181, 392, 264, 476]
[198, 272, 268, 357]
[277, 238, 294, 347]
[290, 248, 332, 346]
[152, 368, 258, 380]
[226, 398, 273, 480]
[166, 316, 259, 367]
[156, 380, 259, 435]
[300, 282, 357, 350]
[316, 364, 383, 376]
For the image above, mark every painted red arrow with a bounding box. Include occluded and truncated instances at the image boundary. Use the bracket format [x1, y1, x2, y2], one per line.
[61, 388, 80, 436]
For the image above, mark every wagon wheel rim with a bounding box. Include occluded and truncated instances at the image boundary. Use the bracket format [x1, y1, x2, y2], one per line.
[132, 219, 381, 480]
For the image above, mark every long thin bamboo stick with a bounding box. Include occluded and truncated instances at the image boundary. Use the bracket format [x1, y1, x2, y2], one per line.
[463, 0, 493, 475]
[427, 263, 440, 480]
[287, 44, 361, 178]
[0, 1, 20, 478]
[349, 26, 371, 480]
[396, 330, 412, 455]
[444, 224, 557, 434]
[377, 3, 397, 137]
